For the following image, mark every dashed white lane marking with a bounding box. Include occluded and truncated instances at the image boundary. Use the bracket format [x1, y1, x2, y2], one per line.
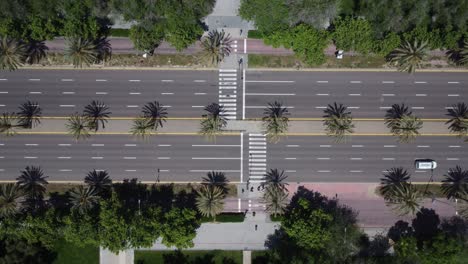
[286, 145, 300, 147]
[162, 105, 172, 108]
[62, 92, 75, 94]
[317, 170, 331, 172]
[316, 93, 329, 96]
[411, 107, 425, 109]
[126, 105, 139, 108]
[28, 79, 40, 81]
[25, 144, 38, 146]
[124, 144, 137, 147]
[379, 106, 392, 109]
[348, 106, 360, 109]
[24, 156, 37, 159]
[414, 81, 427, 84]
[57, 157, 71, 159]
[161, 80, 174, 82]
[445, 106, 455, 109]
[125, 170, 137, 172]
[58, 144, 71, 146]
[123, 157, 137, 159]
[246, 80, 295, 83]
[129, 80, 141, 82]
[350, 158, 363, 160]
[0, 91, 8, 94]
[348, 94, 361, 96]
[382, 158, 395, 160]
[350, 170, 363, 173]
[0, 144, 4, 146]
[382, 81, 395, 84]
[449, 145, 461, 148]
[158, 144, 171, 147]
[96, 92, 108, 95]
[29, 92, 42, 94]
[417, 145, 430, 148]
[382, 94, 395, 96]
[157, 157, 171, 159]
[447, 158, 459, 161]
[59, 105, 75, 107]
[61, 79, 74, 82]
[0, 79, 7, 81]
[352, 145, 364, 147]
[448, 94, 459, 97]
[91, 144, 104, 147]
[161, 93, 174, 95]
[129, 92, 141, 95]
[246, 93, 295, 96]
[96, 79, 107, 82]
[92, 157, 103, 159]
[194, 80, 206, 83]
[384, 145, 396, 148]
[194, 93, 206, 95]
[192, 157, 241, 160]
[192, 105, 204, 108]
[415, 170, 426, 173]
[285, 157, 297, 160]
[59, 169, 72, 172]
[317, 157, 330, 160]
[0, 105, 5, 107]
[415, 94, 427, 96]
[317, 81, 328, 83]
[448, 81, 459, 84]
[315, 106, 327, 109]
[285, 170, 296, 173]
[320, 145, 331, 148]
[350, 81, 362, 83]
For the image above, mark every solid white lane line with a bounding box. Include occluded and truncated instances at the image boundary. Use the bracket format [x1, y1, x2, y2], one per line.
[449, 145, 461, 148]
[447, 158, 459, 160]
[161, 93, 174, 95]
[92, 144, 104, 147]
[192, 145, 240, 147]
[58, 144, 71, 146]
[415, 94, 427, 96]
[414, 81, 427, 84]
[317, 81, 328, 83]
[448, 81, 459, 84]
[384, 145, 396, 148]
[245, 93, 295, 96]
[62, 92, 75, 94]
[348, 94, 361, 96]
[382, 81, 395, 84]
[194, 93, 206, 95]
[126, 105, 139, 108]
[96, 92, 108, 95]
[61, 79, 74, 82]
[123, 157, 137, 159]
[448, 94, 459, 97]
[240, 132, 243, 183]
[29, 92, 42, 94]
[24, 157, 37, 159]
[96, 79, 107, 82]
[417, 145, 430, 148]
[286, 145, 300, 147]
[382, 94, 395, 96]
[124, 144, 137, 147]
[320, 145, 331, 148]
[161, 80, 174, 82]
[157, 157, 171, 159]
[58, 157, 71, 159]
[158, 144, 171, 147]
[59, 105, 75, 107]
[412, 107, 425, 109]
[352, 145, 364, 148]
[317, 157, 330, 160]
[194, 80, 206, 83]
[317, 170, 331, 172]
[92, 157, 103, 159]
[192, 157, 241, 160]
[129, 92, 141, 95]
[245, 80, 295, 83]
[129, 80, 141, 82]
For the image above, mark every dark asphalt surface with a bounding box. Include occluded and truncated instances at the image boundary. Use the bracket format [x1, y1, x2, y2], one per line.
[1, 134, 465, 183]
[0, 70, 466, 118]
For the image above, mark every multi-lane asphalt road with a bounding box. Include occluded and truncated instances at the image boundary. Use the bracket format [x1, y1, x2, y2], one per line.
[0, 134, 466, 183]
[0, 70, 466, 118]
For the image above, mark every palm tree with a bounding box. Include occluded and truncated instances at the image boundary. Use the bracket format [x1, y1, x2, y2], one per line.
[69, 185, 99, 213]
[323, 103, 354, 142]
[17, 101, 42, 129]
[263, 101, 290, 143]
[0, 112, 19, 136]
[83, 100, 111, 132]
[447, 40, 468, 65]
[200, 103, 227, 141]
[380, 167, 411, 200]
[130, 117, 153, 140]
[0, 36, 26, 71]
[264, 169, 289, 191]
[385, 104, 412, 130]
[0, 183, 23, 217]
[201, 30, 233, 65]
[195, 185, 225, 221]
[94, 37, 112, 64]
[393, 115, 423, 143]
[84, 170, 112, 195]
[66, 113, 91, 141]
[16, 166, 48, 200]
[441, 166, 468, 201]
[202, 171, 229, 194]
[25, 40, 48, 65]
[460, 40, 468, 65]
[142, 101, 168, 131]
[388, 39, 428, 74]
[65, 38, 97, 68]
[446, 102, 468, 138]
[386, 183, 422, 216]
[263, 186, 288, 218]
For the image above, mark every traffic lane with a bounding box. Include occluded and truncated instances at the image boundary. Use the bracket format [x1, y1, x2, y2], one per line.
[246, 71, 468, 85]
[0, 135, 242, 181]
[268, 136, 467, 182]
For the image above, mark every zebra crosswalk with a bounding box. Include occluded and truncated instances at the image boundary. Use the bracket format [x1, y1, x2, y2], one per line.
[248, 133, 267, 183]
[218, 69, 237, 120]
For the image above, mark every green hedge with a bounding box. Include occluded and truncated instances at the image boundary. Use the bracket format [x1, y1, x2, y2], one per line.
[201, 212, 245, 223]
[110, 28, 130, 37]
[248, 30, 263, 39]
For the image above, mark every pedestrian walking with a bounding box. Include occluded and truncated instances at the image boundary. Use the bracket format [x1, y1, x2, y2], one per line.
[253, 211, 256, 217]
[240, 29, 243, 35]
[250, 187, 254, 192]
[242, 188, 245, 193]
[257, 186, 261, 191]
[255, 224, 258, 231]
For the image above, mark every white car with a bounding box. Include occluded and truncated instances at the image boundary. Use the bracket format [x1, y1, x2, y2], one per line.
[414, 159, 437, 170]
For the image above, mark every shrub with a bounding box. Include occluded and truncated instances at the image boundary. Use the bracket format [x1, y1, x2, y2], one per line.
[332, 17, 374, 54]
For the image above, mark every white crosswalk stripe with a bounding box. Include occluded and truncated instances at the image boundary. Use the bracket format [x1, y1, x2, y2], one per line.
[219, 69, 238, 120]
[248, 133, 267, 183]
